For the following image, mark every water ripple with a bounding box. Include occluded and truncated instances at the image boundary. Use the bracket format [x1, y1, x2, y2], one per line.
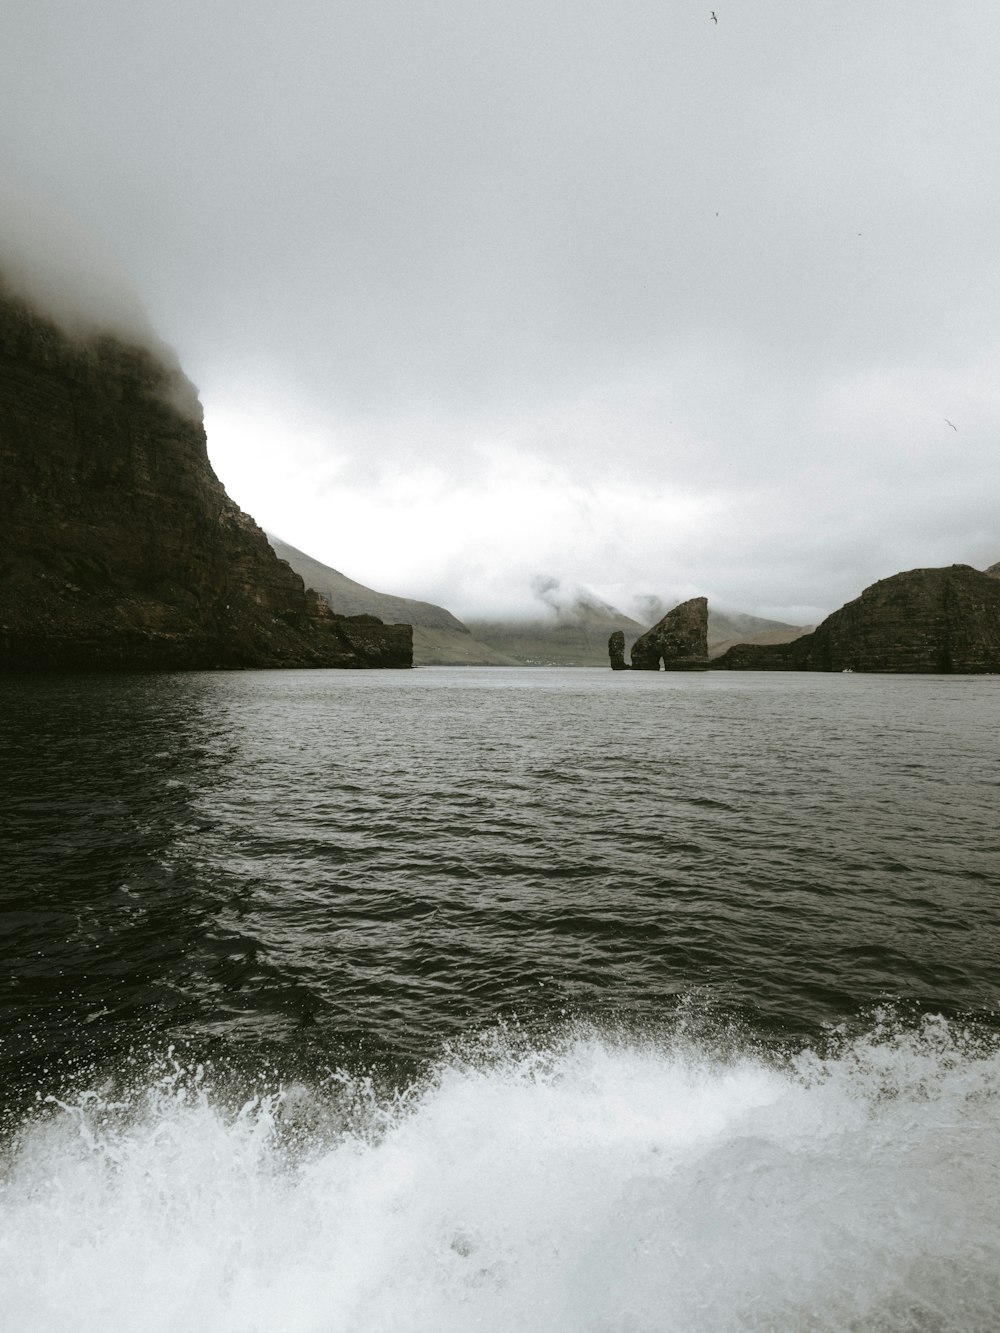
[1, 668, 998, 1081]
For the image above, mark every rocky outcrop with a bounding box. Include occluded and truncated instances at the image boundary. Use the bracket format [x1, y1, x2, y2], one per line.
[707, 620, 814, 660]
[711, 565, 1000, 673]
[268, 534, 465, 631]
[471, 601, 803, 668]
[266, 534, 512, 665]
[608, 630, 628, 670]
[627, 596, 709, 670]
[0, 283, 411, 670]
[706, 640, 804, 671]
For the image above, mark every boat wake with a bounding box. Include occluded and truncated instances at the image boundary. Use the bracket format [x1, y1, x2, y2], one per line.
[2, 1014, 998, 1331]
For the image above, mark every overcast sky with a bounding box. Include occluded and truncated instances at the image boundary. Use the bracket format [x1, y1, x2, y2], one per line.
[2, 0, 999, 622]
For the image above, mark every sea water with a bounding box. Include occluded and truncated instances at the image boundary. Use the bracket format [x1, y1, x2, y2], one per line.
[1, 667, 999, 1330]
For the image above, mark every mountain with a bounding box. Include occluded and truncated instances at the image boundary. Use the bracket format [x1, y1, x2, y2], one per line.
[268, 536, 518, 665]
[0, 281, 410, 670]
[468, 598, 808, 667]
[467, 605, 643, 666]
[707, 620, 816, 659]
[263, 548, 813, 669]
[711, 565, 1000, 673]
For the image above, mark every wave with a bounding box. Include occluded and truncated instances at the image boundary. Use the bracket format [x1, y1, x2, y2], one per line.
[2, 1015, 999, 1331]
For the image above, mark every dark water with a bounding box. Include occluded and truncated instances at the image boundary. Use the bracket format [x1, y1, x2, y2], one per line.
[2, 668, 999, 1330]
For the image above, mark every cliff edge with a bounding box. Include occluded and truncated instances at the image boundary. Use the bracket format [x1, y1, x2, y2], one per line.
[266, 534, 513, 664]
[0, 283, 411, 670]
[628, 597, 709, 670]
[711, 565, 1000, 673]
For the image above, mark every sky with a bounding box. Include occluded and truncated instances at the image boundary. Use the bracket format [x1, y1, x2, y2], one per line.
[2, 0, 999, 623]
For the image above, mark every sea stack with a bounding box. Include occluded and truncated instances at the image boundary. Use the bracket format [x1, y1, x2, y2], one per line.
[0, 281, 412, 670]
[625, 596, 709, 670]
[608, 629, 628, 670]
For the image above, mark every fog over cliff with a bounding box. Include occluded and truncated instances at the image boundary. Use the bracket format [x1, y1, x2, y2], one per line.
[3, 1, 998, 621]
[1, 191, 158, 348]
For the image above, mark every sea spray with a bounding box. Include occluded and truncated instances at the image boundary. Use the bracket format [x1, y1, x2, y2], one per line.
[1, 1017, 998, 1332]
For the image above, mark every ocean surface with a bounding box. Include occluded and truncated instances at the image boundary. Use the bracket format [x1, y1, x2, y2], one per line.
[2, 666, 999, 1331]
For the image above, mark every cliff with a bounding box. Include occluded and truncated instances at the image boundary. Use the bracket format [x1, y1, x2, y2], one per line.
[711, 565, 1000, 673]
[0, 283, 411, 670]
[267, 535, 514, 665]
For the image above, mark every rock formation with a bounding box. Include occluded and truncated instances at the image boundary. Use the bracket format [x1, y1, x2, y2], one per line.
[626, 596, 709, 670]
[0, 282, 411, 670]
[266, 535, 514, 665]
[711, 565, 1000, 673]
[268, 534, 465, 631]
[468, 589, 646, 668]
[470, 599, 804, 668]
[608, 630, 628, 670]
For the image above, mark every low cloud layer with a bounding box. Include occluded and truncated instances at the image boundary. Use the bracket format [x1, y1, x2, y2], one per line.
[0, 189, 157, 346]
[3, 0, 999, 619]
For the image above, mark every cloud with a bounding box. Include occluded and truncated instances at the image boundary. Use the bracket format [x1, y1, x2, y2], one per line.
[530, 576, 562, 611]
[0, 188, 157, 347]
[2, 0, 999, 618]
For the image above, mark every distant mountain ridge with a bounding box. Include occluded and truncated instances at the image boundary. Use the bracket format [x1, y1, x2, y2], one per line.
[466, 592, 643, 667]
[267, 536, 466, 632]
[467, 602, 810, 666]
[271, 540, 998, 673]
[268, 537, 519, 665]
[268, 540, 814, 669]
[707, 617, 816, 659]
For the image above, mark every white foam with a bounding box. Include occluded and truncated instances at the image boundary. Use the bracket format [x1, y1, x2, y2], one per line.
[2, 1017, 998, 1331]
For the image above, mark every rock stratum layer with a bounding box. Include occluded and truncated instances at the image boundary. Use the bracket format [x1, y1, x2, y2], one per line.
[711, 565, 1000, 673]
[627, 596, 709, 670]
[0, 285, 411, 670]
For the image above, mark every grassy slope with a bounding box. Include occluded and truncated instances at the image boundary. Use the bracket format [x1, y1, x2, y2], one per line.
[269, 535, 811, 667]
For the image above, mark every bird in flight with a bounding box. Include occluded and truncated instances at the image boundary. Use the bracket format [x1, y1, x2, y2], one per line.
[710, 11, 718, 21]
[944, 419, 957, 431]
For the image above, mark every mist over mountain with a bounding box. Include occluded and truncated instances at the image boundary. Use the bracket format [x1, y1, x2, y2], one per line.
[528, 576, 639, 629]
[268, 536, 517, 665]
[3, 4, 997, 619]
[467, 582, 810, 667]
[268, 536, 466, 632]
[0, 282, 409, 670]
[0, 192, 163, 351]
[635, 597, 799, 642]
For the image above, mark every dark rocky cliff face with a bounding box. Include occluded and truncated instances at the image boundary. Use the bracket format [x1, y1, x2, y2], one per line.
[267, 534, 466, 632]
[608, 629, 628, 670]
[712, 566, 1000, 673]
[628, 596, 709, 670]
[0, 284, 411, 669]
